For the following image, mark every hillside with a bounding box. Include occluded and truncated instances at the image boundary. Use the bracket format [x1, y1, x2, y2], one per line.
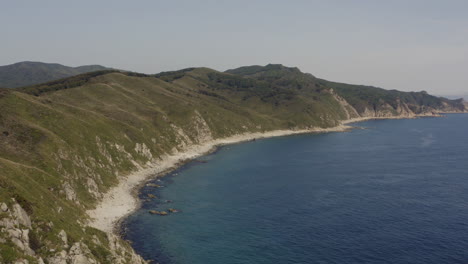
[0, 65, 466, 263]
[0, 61, 109, 88]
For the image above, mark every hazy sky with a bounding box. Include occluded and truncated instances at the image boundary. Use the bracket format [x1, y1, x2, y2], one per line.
[2, 0, 467, 96]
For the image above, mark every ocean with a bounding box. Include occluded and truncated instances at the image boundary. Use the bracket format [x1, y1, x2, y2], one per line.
[123, 114, 468, 264]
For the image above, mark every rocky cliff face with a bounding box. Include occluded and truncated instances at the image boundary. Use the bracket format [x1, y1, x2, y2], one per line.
[0, 200, 145, 264]
[0, 66, 466, 263]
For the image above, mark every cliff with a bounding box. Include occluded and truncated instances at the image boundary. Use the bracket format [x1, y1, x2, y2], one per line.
[0, 65, 465, 263]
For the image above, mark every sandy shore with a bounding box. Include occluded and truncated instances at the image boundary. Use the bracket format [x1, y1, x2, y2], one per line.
[87, 113, 453, 233]
[341, 113, 443, 125]
[86, 124, 354, 233]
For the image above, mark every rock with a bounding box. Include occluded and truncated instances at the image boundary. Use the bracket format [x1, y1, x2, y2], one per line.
[58, 230, 68, 246]
[12, 203, 31, 228]
[146, 183, 162, 188]
[8, 228, 35, 256]
[70, 254, 94, 264]
[1, 202, 8, 212]
[62, 182, 78, 202]
[91, 235, 101, 246]
[0, 217, 16, 229]
[68, 242, 96, 264]
[13, 259, 29, 264]
[149, 210, 168, 216]
[86, 178, 102, 199]
[147, 194, 157, 199]
[107, 233, 147, 264]
[135, 143, 153, 160]
[47, 250, 67, 264]
[7, 228, 22, 238]
[168, 208, 179, 213]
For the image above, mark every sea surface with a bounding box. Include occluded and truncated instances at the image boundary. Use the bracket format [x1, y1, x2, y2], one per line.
[123, 114, 468, 264]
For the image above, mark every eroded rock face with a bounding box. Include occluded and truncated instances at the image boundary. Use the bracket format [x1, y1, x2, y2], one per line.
[13, 259, 30, 264]
[12, 203, 32, 228]
[47, 250, 68, 264]
[86, 178, 102, 200]
[58, 229, 68, 246]
[68, 242, 97, 264]
[193, 110, 213, 143]
[47, 242, 98, 264]
[329, 89, 360, 119]
[1, 200, 147, 264]
[1, 202, 8, 212]
[62, 181, 78, 203]
[107, 233, 146, 264]
[8, 228, 35, 255]
[135, 143, 153, 160]
[0, 202, 39, 261]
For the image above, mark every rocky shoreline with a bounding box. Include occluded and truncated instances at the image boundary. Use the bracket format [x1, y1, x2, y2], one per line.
[84, 112, 465, 263]
[86, 125, 355, 234]
[87, 112, 453, 234]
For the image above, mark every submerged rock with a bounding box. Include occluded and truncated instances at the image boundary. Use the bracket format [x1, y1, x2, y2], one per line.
[146, 183, 162, 188]
[148, 210, 168, 216]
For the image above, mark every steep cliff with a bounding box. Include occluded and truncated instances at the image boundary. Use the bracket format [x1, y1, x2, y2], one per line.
[0, 65, 465, 263]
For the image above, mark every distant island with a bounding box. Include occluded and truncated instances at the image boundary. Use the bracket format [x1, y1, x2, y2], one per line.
[0, 62, 466, 263]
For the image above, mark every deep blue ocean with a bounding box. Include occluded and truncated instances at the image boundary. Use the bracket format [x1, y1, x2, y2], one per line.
[123, 114, 468, 264]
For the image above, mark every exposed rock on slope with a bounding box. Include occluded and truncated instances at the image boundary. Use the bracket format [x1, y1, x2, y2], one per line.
[0, 64, 465, 263]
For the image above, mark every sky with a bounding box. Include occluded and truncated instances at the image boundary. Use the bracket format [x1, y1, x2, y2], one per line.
[2, 0, 468, 97]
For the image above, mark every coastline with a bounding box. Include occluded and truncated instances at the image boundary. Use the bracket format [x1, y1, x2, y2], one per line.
[87, 124, 355, 233]
[86, 113, 453, 234]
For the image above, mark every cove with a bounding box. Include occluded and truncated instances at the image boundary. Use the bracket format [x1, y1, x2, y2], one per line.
[123, 114, 468, 264]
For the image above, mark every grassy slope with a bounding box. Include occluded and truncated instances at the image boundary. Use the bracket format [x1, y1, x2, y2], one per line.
[1, 70, 313, 262]
[0, 61, 108, 88]
[0, 65, 465, 262]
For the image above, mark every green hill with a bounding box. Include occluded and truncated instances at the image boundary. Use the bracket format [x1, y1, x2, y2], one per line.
[0, 65, 465, 263]
[0, 61, 109, 88]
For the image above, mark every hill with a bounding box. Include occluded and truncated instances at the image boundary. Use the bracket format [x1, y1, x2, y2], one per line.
[0, 65, 465, 263]
[0, 61, 109, 88]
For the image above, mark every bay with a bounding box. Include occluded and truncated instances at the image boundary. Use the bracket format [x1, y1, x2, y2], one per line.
[124, 114, 468, 264]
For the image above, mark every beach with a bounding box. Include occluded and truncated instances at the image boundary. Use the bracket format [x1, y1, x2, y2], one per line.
[86, 124, 355, 233]
[86, 113, 447, 234]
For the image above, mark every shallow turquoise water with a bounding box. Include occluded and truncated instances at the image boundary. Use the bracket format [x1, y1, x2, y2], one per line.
[124, 114, 468, 264]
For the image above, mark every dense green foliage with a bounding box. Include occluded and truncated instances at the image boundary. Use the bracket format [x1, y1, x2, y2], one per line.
[17, 70, 118, 96]
[154, 68, 196, 82]
[226, 64, 465, 114]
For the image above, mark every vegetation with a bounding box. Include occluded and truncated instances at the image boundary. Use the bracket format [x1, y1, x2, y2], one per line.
[0, 61, 109, 88]
[154, 68, 195, 82]
[317, 79, 465, 113]
[0, 64, 465, 263]
[17, 70, 118, 96]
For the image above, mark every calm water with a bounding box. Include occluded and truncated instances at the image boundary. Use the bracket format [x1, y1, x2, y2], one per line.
[124, 114, 468, 264]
